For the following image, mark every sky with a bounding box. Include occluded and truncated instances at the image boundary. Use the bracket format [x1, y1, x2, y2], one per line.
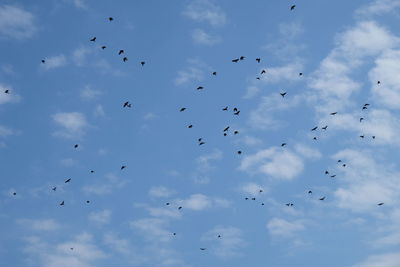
[1, 0, 400, 266]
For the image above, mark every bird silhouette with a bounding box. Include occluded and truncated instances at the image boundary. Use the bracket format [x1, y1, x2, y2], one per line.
[234, 110, 240, 115]
[123, 57, 128, 62]
[197, 86, 204, 90]
[319, 197, 325, 201]
[330, 112, 337, 115]
[240, 56, 245, 60]
[237, 151, 242, 155]
[65, 178, 71, 183]
[234, 130, 239, 135]
[311, 126, 318, 131]
[378, 202, 384, 206]
[188, 125, 193, 128]
[360, 118, 364, 122]
[118, 50, 124, 55]
[232, 58, 239, 63]
[281, 143, 287, 147]
[108, 17, 113, 21]
[261, 69, 266, 75]
[101, 46, 106, 49]
[299, 72, 303, 76]
[322, 126, 328, 130]
[12, 192, 16, 196]
[74, 144, 79, 148]
[360, 135, 365, 138]
[200, 248, 206, 251]
[178, 206, 182, 210]
[52, 187, 57, 191]
[86, 200, 90, 204]
[212, 71, 217, 76]
[121, 166, 126, 170]
[222, 106, 228, 111]
[4, 90, 9, 94]
[123, 101, 132, 108]
[90, 37, 96, 42]
[140, 61, 145, 66]
[60, 201, 65, 206]
[223, 126, 230, 132]
[256, 58, 261, 63]
[180, 107, 186, 112]
[291, 5, 296, 10]
[41, 59, 45, 64]
[308, 190, 312, 194]
[280, 92, 287, 98]
[377, 81, 381, 85]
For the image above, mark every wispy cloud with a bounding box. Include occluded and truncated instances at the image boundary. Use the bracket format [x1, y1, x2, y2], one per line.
[192, 28, 221, 45]
[52, 112, 89, 139]
[17, 218, 61, 231]
[183, 0, 227, 26]
[0, 5, 36, 39]
[82, 173, 127, 195]
[266, 217, 305, 237]
[202, 226, 246, 258]
[42, 55, 67, 70]
[149, 186, 175, 198]
[88, 210, 112, 226]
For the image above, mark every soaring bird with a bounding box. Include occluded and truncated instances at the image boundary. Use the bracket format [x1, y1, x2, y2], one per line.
[308, 190, 312, 194]
[311, 126, 318, 131]
[118, 50, 124, 55]
[60, 201, 65, 206]
[180, 107, 186, 112]
[212, 71, 217, 76]
[52, 187, 57, 191]
[86, 200, 90, 204]
[362, 106, 368, 110]
[199, 141, 205, 146]
[322, 126, 328, 130]
[330, 175, 336, 178]
[280, 92, 287, 98]
[121, 165, 126, 170]
[261, 69, 266, 75]
[90, 170, 95, 173]
[234, 110, 240, 115]
[281, 143, 287, 147]
[197, 86, 204, 90]
[90, 37, 96, 42]
[223, 126, 230, 132]
[41, 59, 45, 64]
[240, 56, 245, 60]
[377, 81, 381, 85]
[178, 206, 182, 210]
[256, 58, 261, 63]
[319, 197, 325, 201]
[123, 101, 132, 108]
[222, 106, 228, 111]
[330, 112, 337, 115]
[188, 125, 193, 128]
[372, 136, 376, 139]
[299, 72, 303, 76]
[12, 192, 16, 196]
[290, 5, 296, 10]
[4, 90, 9, 94]
[74, 144, 79, 148]
[123, 57, 128, 62]
[360, 135, 365, 138]
[140, 61, 145, 66]
[232, 58, 239, 63]
[325, 170, 329, 175]
[378, 202, 384, 206]
[108, 17, 113, 21]
[360, 118, 364, 122]
[65, 178, 71, 183]
[237, 151, 242, 155]
[101, 46, 106, 49]
[200, 248, 206, 251]
[234, 130, 239, 135]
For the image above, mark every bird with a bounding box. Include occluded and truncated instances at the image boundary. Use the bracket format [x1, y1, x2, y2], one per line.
[140, 61, 145, 66]
[237, 151, 242, 155]
[123, 57, 128, 62]
[378, 202, 384, 206]
[259, 189, 263, 193]
[330, 175, 336, 178]
[222, 106, 228, 111]
[90, 170, 95, 173]
[60, 201, 65, 206]
[330, 112, 337, 115]
[256, 77, 261, 80]
[286, 203, 294, 206]
[319, 197, 325, 201]
[74, 144, 79, 148]
[281, 143, 287, 147]
[313, 137, 317, 140]
[4, 90, 9, 94]
[251, 197, 256, 200]
[52, 187, 57, 191]
[223, 126, 230, 132]
[308, 190, 312, 194]
[12, 192, 16, 196]
[322, 126, 328, 130]
[188, 125, 193, 128]
[86, 200, 90, 204]
[377, 81, 381, 85]
[256, 58, 261, 63]
[218, 235, 221, 238]
[108, 17, 113, 21]
[338, 160, 342, 163]
[90, 37, 96, 42]
[180, 107, 186, 112]
[166, 202, 170, 205]
[245, 197, 249, 200]
[299, 72, 303, 76]
[362, 106, 368, 110]
[325, 170, 329, 175]
[261, 69, 266, 75]
[223, 133, 227, 136]
[360, 118, 364, 122]
[360, 135, 365, 138]
[372, 136, 376, 139]
[212, 71, 217, 76]
[280, 92, 287, 98]
[121, 166, 126, 170]
[234, 110, 240, 115]
[196, 86, 204, 90]
[41, 59, 45, 64]
[118, 50, 124, 55]
[261, 203, 265, 205]
[240, 56, 245, 60]
[199, 141, 205, 146]
[173, 233, 176, 236]
[311, 126, 318, 131]
[178, 206, 182, 210]
[123, 101, 132, 108]
[200, 248, 206, 251]
[290, 5, 296, 10]
[65, 178, 71, 183]
[101, 46, 106, 49]
[342, 164, 346, 167]
[232, 58, 239, 63]
[234, 130, 239, 135]
[198, 138, 202, 142]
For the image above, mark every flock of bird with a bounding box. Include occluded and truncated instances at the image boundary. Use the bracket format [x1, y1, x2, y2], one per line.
[5, 4, 387, 254]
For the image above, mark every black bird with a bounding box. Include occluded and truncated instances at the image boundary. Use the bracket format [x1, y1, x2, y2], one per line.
[286, 203, 294, 206]
[173, 233, 176, 236]
[377, 81, 381, 85]
[251, 197, 256, 200]
[280, 92, 287, 98]
[330, 112, 337, 115]
[90, 170, 95, 173]
[311, 126, 318, 131]
[86, 200, 90, 204]
[123, 57, 128, 62]
[108, 17, 113, 21]
[237, 151, 242, 155]
[261, 203, 265, 205]
[256, 77, 261, 80]
[360, 135, 365, 138]
[118, 50, 124, 55]
[261, 69, 266, 75]
[360, 118, 364, 122]
[362, 106, 368, 110]
[13, 192, 16, 196]
[378, 202, 384, 206]
[198, 138, 202, 142]
[299, 72, 303, 76]
[123, 101, 132, 108]
[319, 197, 325, 201]
[199, 141, 205, 146]
[342, 164, 346, 167]
[200, 248, 206, 251]
[188, 125, 193, 128]
[121, 166, 126, 170]
[245, 197, 249, 200]
[218, 235, 221, 238]
[313, 137, 317, 140]
[234, 131, 239, 135]
[256, 58, 261, 63]
[90, 37, 96, 42]
[330, 175, 336, 178]
[140, 61, 145, 66]
[322, 126, 328, 130]
[290, 5, 296, 10]
[232, 58, 239, 63]
[41, 59, 45, 64]
[223, 126, 230, 132]
[259, 189, 263, 193]
[60, 201, 65, 206]
[338, 160, 342, 163]
[101, 46, 106, 49]
[281, 143, 287, 147]
[364, 104, 370, 106]
[325, 170, 329, 175]
[4, 90, 9, 94]
[197, 86, 204, 90]
[234, 110, 240, 115]
[308, 190, 312, 194]
[74, 144, 79, 148]
[180, 107, 186, 112]
[212, 71, 217, 76]
[223, 133, 227, 136]
[52, 187, 57, 191]
[240, 56, 245, 60]
[178, 206, 182, 210]
[166, 202, 170, 205]
[222, 106, 228, 111]
[372, 136, 376, 139]
[65, 178, 71, 183]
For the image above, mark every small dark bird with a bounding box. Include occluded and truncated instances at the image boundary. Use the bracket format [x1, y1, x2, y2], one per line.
[121, 166, 126, 170]
[261, 203, 265, 205]
[4, 90, 9, 94]
[222, 106, 228, 111]
[256, 77, 261, 80]
[259, 189, 263, 193]
[281, 143, 287, 147]
[123, 101, 132, 108]
[90, 37, 96, 42]
[237, 151, 242, 155]
[173, 233, 176, 236]
[360, 135, 365, 138]
[286, 203, 294, 206]
[13, 192, 16, 196]
[330, 175, 336, 178]
[319, 197, 325, 201]
[123, 57, 128, 62]
[108, 17, 114, 21]
[166, 202, 170, 205]
[330, 112, 337, 115]
[299, 72, 303, 76]
[101, 46, 106, 49]
[240, 56, 245, 60]
[256, 58, 261, 63]
[118, 50, 124, 55]
[378, 202, 384, 206]
[308, 190, 312, 194]
[280, 92, 287, 98]
[322, 126, 328, 130]
[342, 164, 346, 167]
[199, 142, 205, 146]
[218, 235, 221, 238]
[325, 170, 329, 175]
[180, 107, 186, 112]
[232, 58, 239, 63]
[70, 247, 73, 250]
[338, 160, 342, 163]
[200, 248, 206, 251]
[360, 118, 364, 122]
[234, 131, 239, 135]
[86, 200, 90, 203]
[245, 197, 249, 200]
[233, 108, 238, 112]
[90, 170, 94, 173]
[223, 133, 227, 136]
[234, 110, 240, 115]
[198, 138, 202, 142]
[223, 126, 230, 132]
[74, 144, 79, 148]
[188, 125, 193, 128]
[212, 71, 217, 76]
[197, 86, 204, 90]
[311, 126, 318, 131]
[261, 69, 266, 75]
[65, 178, 71, 183]
[372, 136, 376, 139]
[140, 61, 145, 66]
[377, 81, 381, 85]
[52, 187, 57, 191]
[362, 106, 368, 110]
[41, 59, 45, 64]
[290, 5, 296, 10]
[178, 206, 182, 210]
[60, 201, 65, 206]
[313, 137, 317, 140]
[364, 104, 370, 106]
[251, 197, 256, 200]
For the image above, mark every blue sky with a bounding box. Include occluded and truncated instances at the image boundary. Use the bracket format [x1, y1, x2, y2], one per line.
[1, 0, 400, 266]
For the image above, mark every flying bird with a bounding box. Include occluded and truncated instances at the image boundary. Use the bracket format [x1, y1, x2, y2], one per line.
[12, 192, 16, 196]
[322, 126, 328, 130]
[86, 200, 90, 203]
[378, 202, 384, 206]
[52, 187, 57, 191]
[197, 86, 204, 90]
[123, 57, 128, 62]
[223, 126, 230, 132]
[360, 135, 365, 138]
[319, 197, 325, 201]
[360, 118, 364, 122]
[299, 72, 303, 76]
[118, 50, 124, 55]
[101, 46, 106, 49]
[123, 101, 132, 108]
[140, 61, 145, 66]
[234, 131, 239, 135]
[41, 59, 45, 64]
[261, 69, 266, 75]
[212, 71, 217, 76]
[308, 190, 312, 194]
[121, 166, 126, 170]
[232, 58, 239, 63]
[108, 17, 113, 21]
[280, 92, 287, 98]
[234, 110, 240, 115]
[65, 178, 71, 183]
[222, 106, 228, 111]
[239, 56, 245, 60]
[377, 81, 381, 85]
[237, 151, 242, 155]
[311, 126, 318, 131]
[290, 5, 296, 10]
[180, 107, 186, 112]
[4, 90, 9, 94]
[281, 143, 287, 147]
[178, 206, 182, 210]
[330, 112, 337, 115]
[200, 248, 206, 251]
[256, 58, 261, 63]
[60, 201, 65, 206]
[188, 125, 193, 128]
[74, 144, 79, 148]
[90, 37, 96, 42]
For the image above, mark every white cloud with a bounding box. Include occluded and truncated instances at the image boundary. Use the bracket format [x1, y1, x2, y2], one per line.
[174, 59, 209, 86]
[80, 86, 101, 100]
[266, 218, 305, 237]
[72, 46, 92, 66]
[88, 210, 111, 225]
[149, 186, 175, 198]
[240, 183, 265, 196]
[294, 144, 322, 159]
[192, 29, 221, 45]
[357, 0, 400, 16]
[183, 0, 227, 26]
[258, 63, 304, 84]
[52, 112, 88, 139]
[202, 226, 246, 258]
[82, 173, 126, 195]
[17, 218, 61, 231]
[64, 0, 88, 9]
[240, 147, 304, 180]
[42, 55, 67, 70]
[130, 218, 172, 243]
[352, 252, 400, 267]
[93, 104, 105, 117]
[0, 5, 36, 39]
[176, 194, 211, 211]
[0, 125, 16, 137]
